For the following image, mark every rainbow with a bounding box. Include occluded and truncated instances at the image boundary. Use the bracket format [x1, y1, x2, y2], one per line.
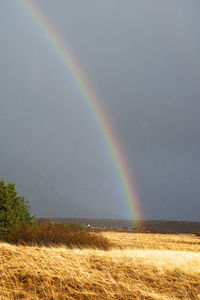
[20, 0, 141, 224]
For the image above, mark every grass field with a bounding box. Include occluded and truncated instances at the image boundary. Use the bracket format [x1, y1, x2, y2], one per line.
[0, 232, 200, 299]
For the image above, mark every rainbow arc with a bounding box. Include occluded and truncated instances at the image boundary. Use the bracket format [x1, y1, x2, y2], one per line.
[21, 0, 141, 224]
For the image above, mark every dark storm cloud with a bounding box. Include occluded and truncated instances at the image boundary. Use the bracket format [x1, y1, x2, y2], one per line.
[0, 0, 200, 220]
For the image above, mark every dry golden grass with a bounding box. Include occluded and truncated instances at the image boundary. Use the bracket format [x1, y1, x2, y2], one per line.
[0, 233, 200, 299]
[102, 232, 200, 252]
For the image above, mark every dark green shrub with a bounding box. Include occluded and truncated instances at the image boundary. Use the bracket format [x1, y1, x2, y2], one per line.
[0, 179, 33, 231]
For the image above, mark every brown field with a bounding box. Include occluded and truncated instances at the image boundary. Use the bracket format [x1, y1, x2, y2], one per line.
[0, 232, 200, 299]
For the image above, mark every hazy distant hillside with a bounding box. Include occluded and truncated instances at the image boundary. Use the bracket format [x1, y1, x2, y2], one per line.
[37, 218, 200, 234]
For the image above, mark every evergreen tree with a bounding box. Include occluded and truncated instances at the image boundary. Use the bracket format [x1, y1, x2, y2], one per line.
[0, 178, 33, 230]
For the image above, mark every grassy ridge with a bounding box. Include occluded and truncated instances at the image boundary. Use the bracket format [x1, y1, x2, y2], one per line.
[0, 233, 200, 299]
[0, 222, 111, 250]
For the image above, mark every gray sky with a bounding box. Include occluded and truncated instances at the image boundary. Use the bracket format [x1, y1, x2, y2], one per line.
[0, 0, 200, 220]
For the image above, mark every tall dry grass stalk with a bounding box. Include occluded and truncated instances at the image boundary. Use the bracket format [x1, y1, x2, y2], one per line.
[0, 233, 200, 299]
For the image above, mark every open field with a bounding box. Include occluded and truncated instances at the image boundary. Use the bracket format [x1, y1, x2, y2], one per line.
[0, 233, 200, 299]
[102, 232, 200, 252]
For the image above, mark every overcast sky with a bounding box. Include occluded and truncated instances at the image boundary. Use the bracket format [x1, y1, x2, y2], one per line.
[0, 0, 200, 220]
